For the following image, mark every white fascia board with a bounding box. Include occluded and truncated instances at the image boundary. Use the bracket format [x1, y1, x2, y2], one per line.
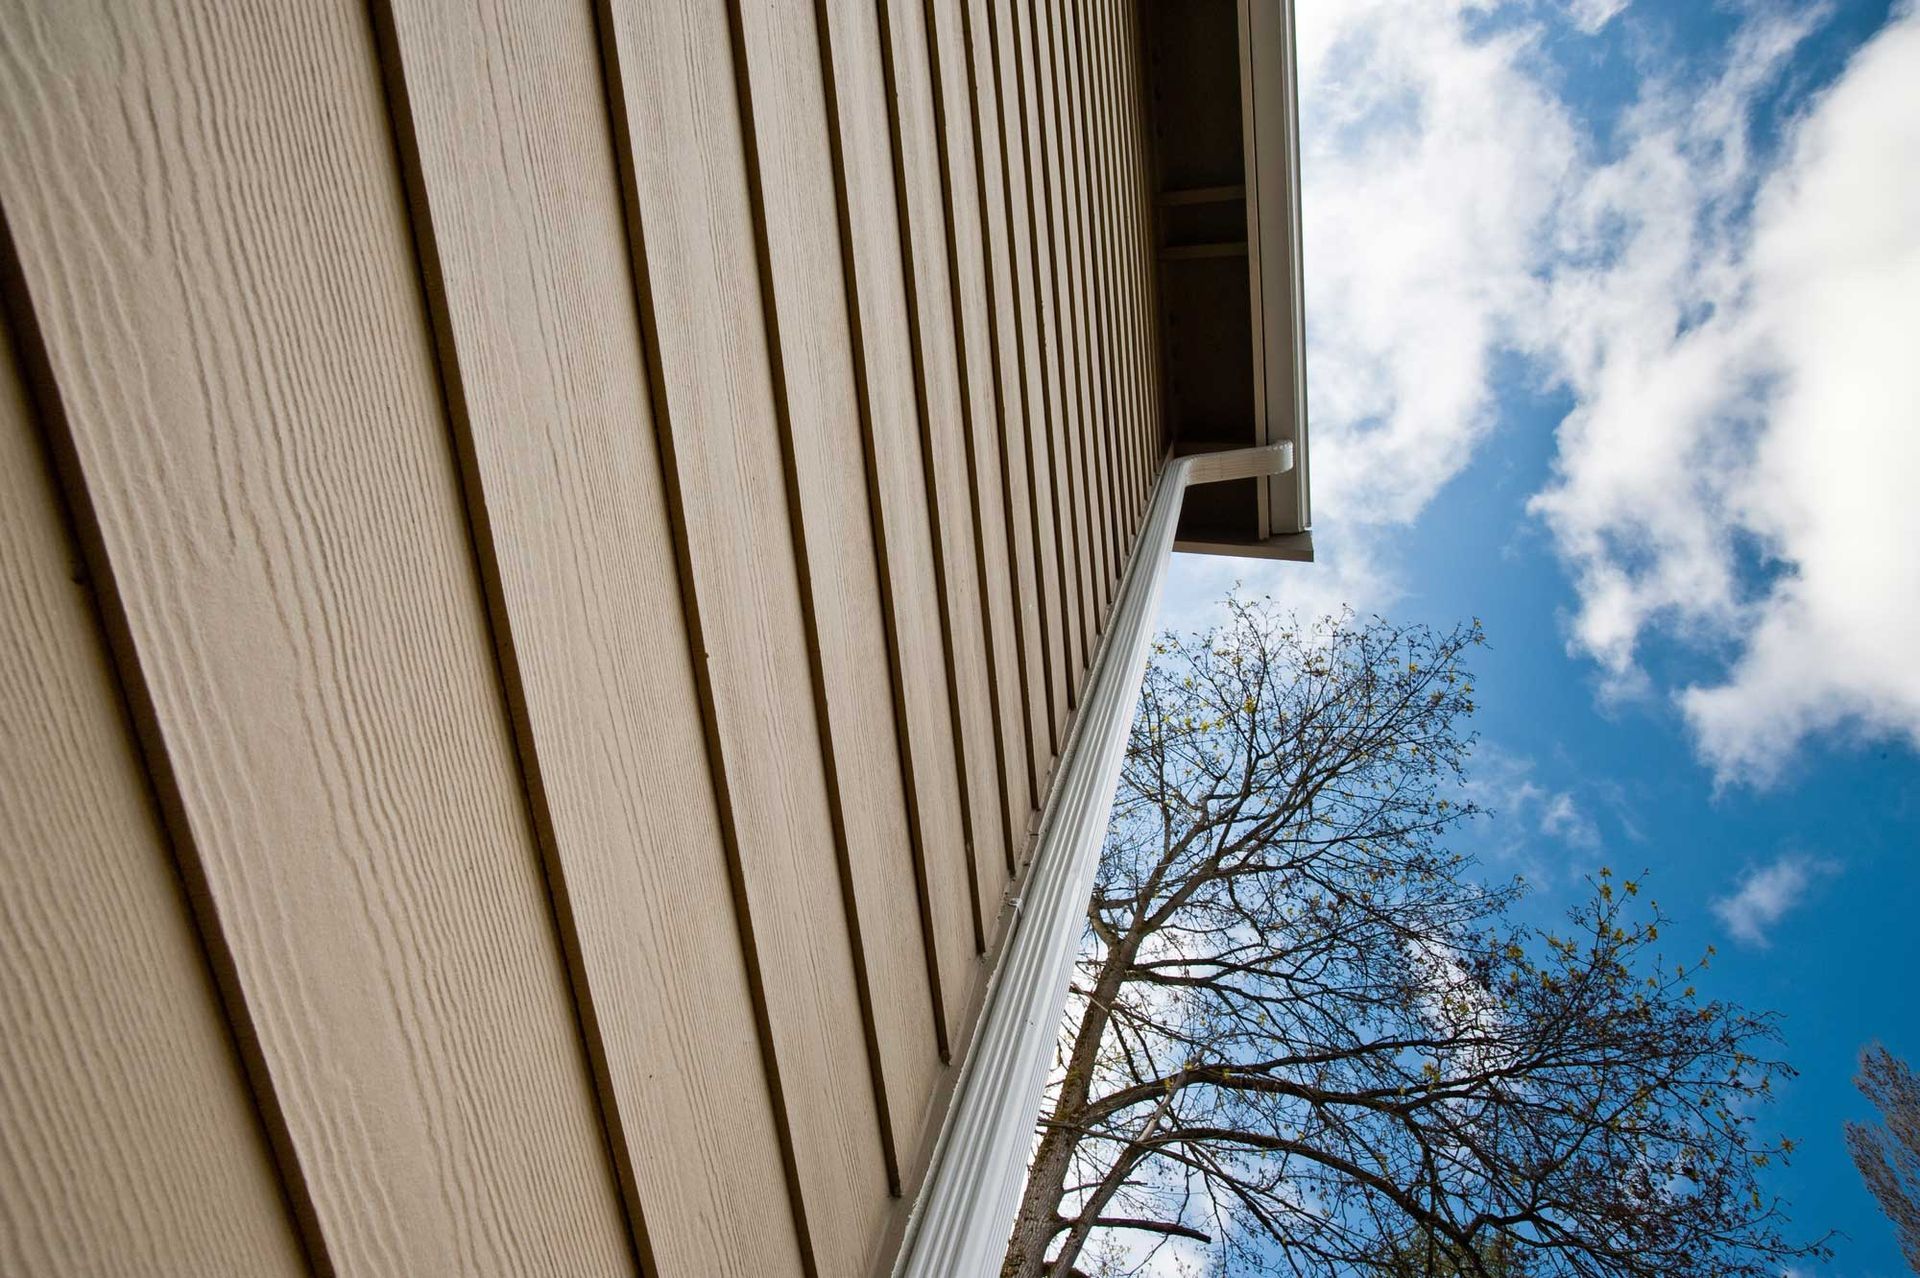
[1245, 0, 1310, 536]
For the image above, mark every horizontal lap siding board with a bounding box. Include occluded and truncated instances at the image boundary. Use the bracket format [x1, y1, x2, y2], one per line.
[368, 0, 800, 1273]
[0, 310, 308, 1277]
[995, 0, 1074, 740]
[596, 1, 890, 1274]
[1121, 0, 1152, 506]
[1100, 0, 1150, 541]
[1060, 0, 1121, 616]
[0, 3, 637, 1273]
[1032, 0, 1099, 683]
[1088, 2, 1127, 523]
[1063, 0, 1124, 593]
[983, 0, 1069, 755]
[1044, 0, 1109, 642]
[1122, 0, 1167, 486]
[1014, 0, 1090, 702]
[925, 0, 1031, 880]
[1118, 0, 1160, 511]
[1107, 0, 1147, 513]
[735, 0, 942, 1198]
[877, 0, 1012, 939]
[1118, 0, 1154, 518]
[1089, 0, 1148, 537]
[818, 0, 981, 1069]
[961, 0, 1055, 797]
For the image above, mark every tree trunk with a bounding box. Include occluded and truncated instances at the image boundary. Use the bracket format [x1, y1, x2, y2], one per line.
[1002, 923, 1141, 1276]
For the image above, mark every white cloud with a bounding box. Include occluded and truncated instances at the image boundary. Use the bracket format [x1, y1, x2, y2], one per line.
[1529, 4, 1920, 785]
[1538, 789, 1601, 850]
[1710, 853, 1838, 946]
[1565, 0, 1630, 35]
[1456, 744, 1603, 882]
[1162, 538, 1387, 634]
[1677, 12, 1920, 781]
[1297, 0, 1574, 528]
[1194, 1, 1920, 788]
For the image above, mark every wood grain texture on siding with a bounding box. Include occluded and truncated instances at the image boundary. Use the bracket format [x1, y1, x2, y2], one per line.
[1078, 0, 1125, 602]
[1113, 0, 1160, 514]
[818, 0, 983, 1062]
[990, 0, 1071, 741]
[0, 3, 637, 1274]
[1083, 0, 1146, 542]
[983, 0, 1064, 764]
[1121, 0, 1167, 487]
[1044, 0, 1109, 641]
[1116, 0, 1155, 546]
[1025, 0, 1098, 685]
[596, 1, 891, 1272]
[369, 1, 801, 1272]
[1057, 0, 1121, 610]
[1102, 0, 1146, 518]
[734, 0, 942, 1192]
[0, 298, 309, 1278]
[960, 0, 1053, 800]
[1011, 0, 1089, 702]
[924, 0, 1030, 877]
[878, 0, 1012, 934]
[1082, 0, 1133, 537]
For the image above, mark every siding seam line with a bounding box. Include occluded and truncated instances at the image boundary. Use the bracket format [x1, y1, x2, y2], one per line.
[874, 0, 988, 957]
[1040, 0, 1098, 660]
[1118, 0, 1156, 521]
[589, 2, 819, 1271]
[1106, 0, 1148, 522]
[1089, 0, 1137, 532]
[1005, 0, 1076, 733]
[1132, 0, 1172, 462]
[0, 202, 334, 1278]
[1031, 0, 1094, 681]
[1062, 0, 1120, 607]
[1089, 0, 1126, 529]
[722, 0, 903, 1199]
[361, 5, 653, 1272]
[990, 0, 1067, 767]
[954, 0, 1041, 841]
[919, 0, 1020, 886]
[813, 0, 955, 1066]
[981, 0, 1062, 767]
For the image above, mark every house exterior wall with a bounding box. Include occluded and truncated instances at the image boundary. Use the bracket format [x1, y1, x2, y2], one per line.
[0, 1, 1164, 1274]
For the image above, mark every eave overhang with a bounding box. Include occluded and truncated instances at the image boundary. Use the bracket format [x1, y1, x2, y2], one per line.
[1146, 0, 1313, 561]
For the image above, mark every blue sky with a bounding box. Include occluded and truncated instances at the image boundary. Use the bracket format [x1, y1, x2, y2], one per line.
[1158, 0, 1920, 1271]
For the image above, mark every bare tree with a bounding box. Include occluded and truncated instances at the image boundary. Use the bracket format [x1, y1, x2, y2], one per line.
[1846, 1045, 1920, 1273]
[1004, 603, 1826, 1278]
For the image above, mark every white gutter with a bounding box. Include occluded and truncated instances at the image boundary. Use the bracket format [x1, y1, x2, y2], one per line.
[893, 440, 1294, 1278]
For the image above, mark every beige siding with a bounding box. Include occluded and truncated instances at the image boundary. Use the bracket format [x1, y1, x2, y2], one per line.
[0, 0, 1165, 1273]
[597, 1, 891, 1271]
[0, 306, 309, 1278]
[928, 0, 1031, 884]
[367, 0, 799, 1271]
[1118, 0, 1168, 514]
[1020, 0, 1097, 687]
[880, 0, 1013, 940]
[0, 0, 635, 1272]
[735, 0, 939, 1201]
[1058, 0, 1122, 605]
[819, 0, 983, 1068]
[962, 0, 1053, 800]
[989, 0, 1074, 742]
